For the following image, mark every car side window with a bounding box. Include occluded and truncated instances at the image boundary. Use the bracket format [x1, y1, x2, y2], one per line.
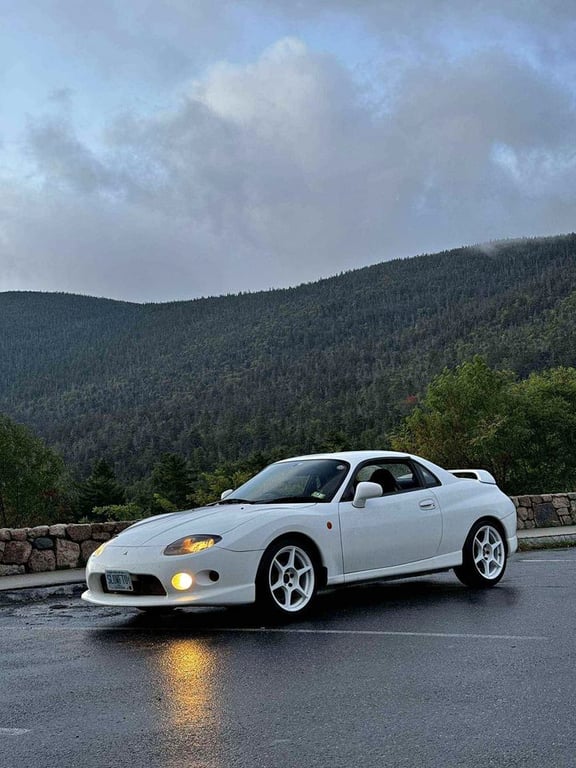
[385, 462, 421, 491]
[416, 464, 442, 488]
[341, 460, 422, 501]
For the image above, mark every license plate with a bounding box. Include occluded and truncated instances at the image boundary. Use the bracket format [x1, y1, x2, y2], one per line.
[105, 571, 133, 592]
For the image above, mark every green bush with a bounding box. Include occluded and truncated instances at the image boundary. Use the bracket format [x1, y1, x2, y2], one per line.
[88, 502, 144, 523]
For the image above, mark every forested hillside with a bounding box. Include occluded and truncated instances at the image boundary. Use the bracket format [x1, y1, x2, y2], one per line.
[2, 234, 576, 481]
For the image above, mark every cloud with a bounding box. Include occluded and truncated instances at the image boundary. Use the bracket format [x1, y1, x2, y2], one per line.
[0, 0, 240, 85]
[7, 39, 382, 298]
[26, 119, 119, 194]
[256, 1, 576, 47]
[2, 24, 576, 301]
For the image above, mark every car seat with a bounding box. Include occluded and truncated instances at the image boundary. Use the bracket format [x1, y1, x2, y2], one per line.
[369, 468, 399, 494]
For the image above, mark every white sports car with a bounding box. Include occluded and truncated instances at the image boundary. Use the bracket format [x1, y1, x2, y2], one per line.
[82, 451, 517, 616]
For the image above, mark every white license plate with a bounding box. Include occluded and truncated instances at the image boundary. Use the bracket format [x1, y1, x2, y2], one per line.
[105, 571, 133, 592]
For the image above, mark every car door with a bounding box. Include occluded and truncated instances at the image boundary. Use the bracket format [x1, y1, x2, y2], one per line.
[337, 460, 442, 576]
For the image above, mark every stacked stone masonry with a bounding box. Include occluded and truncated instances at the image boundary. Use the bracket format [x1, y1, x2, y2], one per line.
[0, 493, 575, 575]
[0, 522, 132, 576]
[512, 493, 576, 529]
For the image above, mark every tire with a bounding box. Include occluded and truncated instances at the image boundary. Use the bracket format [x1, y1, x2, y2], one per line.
[256, 538, 319, 617]
[454, 520, 507, 588]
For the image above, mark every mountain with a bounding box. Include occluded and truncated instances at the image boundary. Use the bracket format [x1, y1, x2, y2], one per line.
[2, 234, 576, 480]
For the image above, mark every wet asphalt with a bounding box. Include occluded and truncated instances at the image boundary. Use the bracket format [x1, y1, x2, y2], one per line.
[1, 549, 575, 768]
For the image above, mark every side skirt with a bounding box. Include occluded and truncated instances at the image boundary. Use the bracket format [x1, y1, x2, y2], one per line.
[334, 552, 462, 586]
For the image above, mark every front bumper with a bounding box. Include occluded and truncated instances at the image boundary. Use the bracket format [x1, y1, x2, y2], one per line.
[81, 544, 263, 608]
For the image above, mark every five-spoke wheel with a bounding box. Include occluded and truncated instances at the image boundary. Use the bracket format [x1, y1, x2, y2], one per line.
[257, 539, 318, 616]
[454, 521, 507, 587]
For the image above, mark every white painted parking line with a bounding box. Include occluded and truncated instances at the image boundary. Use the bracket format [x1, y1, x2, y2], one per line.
[0, 625, 548, 640]
[521, 559, 576, 562]
[221, 628, 548, 641]
[0, 728, 30, 736]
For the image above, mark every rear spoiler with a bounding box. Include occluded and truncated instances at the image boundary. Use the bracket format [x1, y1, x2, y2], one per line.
[449, 469, 497, 484]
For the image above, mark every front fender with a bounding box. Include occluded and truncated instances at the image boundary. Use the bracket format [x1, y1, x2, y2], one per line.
[221, 507, 344, 584]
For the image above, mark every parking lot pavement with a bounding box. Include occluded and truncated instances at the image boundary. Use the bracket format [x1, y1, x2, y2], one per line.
[1, 549, 576, 768]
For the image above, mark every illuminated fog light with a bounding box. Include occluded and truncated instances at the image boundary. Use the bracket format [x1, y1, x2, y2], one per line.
[171, 572, 193, 591]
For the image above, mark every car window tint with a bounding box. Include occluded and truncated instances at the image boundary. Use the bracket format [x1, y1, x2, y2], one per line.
[346, 461, 421, 499]
[356, 464, 382, 483]
[418, 465, 441, 487]
[386, 462, 419, 490]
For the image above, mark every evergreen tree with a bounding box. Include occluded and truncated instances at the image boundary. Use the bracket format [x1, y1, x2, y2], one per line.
[78, 459, 126, 518]
[151, 453, 190, 509]
[3, 234, 576, 482]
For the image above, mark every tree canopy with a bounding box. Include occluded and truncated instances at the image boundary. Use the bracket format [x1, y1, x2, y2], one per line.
[2, 234, 576, 483]
[3, 234, 576, 518]
[151, 453, 191, 510]
[0, 413, 70, 527]
[393, 358, 576, 494]
[5, 357, 576, 527]
[77, 459, 126, 519]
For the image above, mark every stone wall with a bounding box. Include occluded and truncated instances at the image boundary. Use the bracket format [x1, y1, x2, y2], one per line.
[0, 522, 132, 576]
[511, 493, 576, 529]
[0, 493, 575, 575]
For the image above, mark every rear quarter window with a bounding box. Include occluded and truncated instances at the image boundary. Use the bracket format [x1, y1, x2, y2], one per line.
[417, 464, 441, 488]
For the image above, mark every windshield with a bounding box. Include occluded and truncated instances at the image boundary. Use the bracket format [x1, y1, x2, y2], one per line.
[223, 459, 350, 504]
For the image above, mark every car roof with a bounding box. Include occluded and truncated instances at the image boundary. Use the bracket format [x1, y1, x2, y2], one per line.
[277, 451, 412, 463]
[275, 451, 459, 485]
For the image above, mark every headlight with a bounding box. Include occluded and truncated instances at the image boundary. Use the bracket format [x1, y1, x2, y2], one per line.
[91, 542, 108, 558]
[163, 535, 221, 556]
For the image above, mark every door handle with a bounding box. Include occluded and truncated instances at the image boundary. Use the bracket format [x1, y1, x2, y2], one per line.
[419, 499, 436, 510]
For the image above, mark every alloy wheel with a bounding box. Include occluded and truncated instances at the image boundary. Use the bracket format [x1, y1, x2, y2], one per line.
[472, 525, 505, 579]
[268, 545, 315, 612]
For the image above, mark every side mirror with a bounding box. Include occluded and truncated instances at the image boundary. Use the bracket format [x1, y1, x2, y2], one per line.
[220, 489, 234, 500]
[352, 481, 383, 508]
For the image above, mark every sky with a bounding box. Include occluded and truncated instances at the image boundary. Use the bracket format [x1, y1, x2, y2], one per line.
[1, 1, 576, 303]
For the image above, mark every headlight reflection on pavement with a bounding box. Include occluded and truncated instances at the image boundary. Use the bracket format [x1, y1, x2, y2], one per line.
[156, 638, 223, 765]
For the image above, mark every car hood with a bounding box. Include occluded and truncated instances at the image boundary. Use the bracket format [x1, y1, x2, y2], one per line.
[109, 502, 317, 547]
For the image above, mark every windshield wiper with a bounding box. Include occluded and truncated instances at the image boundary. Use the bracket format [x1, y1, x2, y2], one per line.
[253, 496, 323, 504]
[217, 498, 254, 505]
